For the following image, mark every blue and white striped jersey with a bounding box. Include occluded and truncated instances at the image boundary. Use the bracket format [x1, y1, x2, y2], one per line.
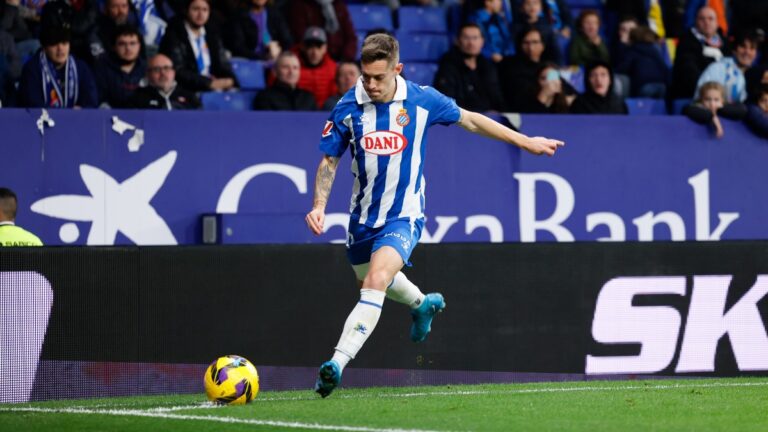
[320, 75, 461, 228]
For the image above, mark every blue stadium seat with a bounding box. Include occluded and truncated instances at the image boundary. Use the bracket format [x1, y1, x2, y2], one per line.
[403, 62, 439, 86]
[230, 59, 266, 90]
[626, 98, 667, 115]
[398, 6, 447, 34]
[672, 98, 693, 115]
[397, 33, 450, 62]
[566, 0, 603, 7]
[201, 91, 258, 111]
[348, 4, 393, 32]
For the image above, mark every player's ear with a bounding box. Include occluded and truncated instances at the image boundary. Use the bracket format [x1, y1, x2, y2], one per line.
[394, 63, 403, 75]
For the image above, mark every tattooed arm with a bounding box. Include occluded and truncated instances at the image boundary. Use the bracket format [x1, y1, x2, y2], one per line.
[306, 155, 340, 235]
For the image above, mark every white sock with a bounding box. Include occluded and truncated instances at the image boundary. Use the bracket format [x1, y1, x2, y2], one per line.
[386, 272, 426, 309]
[332, 289, 385, 370]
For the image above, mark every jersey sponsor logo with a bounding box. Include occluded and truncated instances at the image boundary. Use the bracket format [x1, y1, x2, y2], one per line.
[321, 121, 334, 138]
[396, 109, 410, 127]
[361, 131, 408, 156]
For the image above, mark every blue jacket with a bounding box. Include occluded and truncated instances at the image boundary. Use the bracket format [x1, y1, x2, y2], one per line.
[93, 54, 146, 108]
[469, 10, 515, 58]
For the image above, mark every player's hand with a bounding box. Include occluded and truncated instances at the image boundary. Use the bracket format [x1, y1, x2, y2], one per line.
[306, 207, 326, 236]
[524, 136, 565, 156]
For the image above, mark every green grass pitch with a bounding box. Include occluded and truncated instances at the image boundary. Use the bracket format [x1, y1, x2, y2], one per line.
[1, 377, 767, 431]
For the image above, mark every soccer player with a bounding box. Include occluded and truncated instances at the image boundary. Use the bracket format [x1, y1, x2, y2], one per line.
[305, 33, 563, 398]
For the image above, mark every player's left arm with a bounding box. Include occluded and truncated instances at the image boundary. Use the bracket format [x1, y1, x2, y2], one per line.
[456, 109, 564, 156]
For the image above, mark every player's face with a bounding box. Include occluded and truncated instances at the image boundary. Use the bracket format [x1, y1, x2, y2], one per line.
[276, 55, 301, 87]
[187, 0, 210, 29]
[582, 14, 600, 39]
[115, 34, 140, 63]
[107, 0, 130, 24]
[589, 66, 611, 96]
[734, 40, 757, 69]
[44, 42, 70, 68]
[701, 89, 724, 111]
[458, 27, 483, 56]
[361, 59, 403, 103]
[696, 7, 718, 38]
[337, 63, 361, 93]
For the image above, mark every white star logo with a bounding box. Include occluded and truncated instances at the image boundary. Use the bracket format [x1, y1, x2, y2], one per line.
[30, 151, 178, 245]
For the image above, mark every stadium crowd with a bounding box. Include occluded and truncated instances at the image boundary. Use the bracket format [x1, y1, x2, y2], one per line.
[0, 0, 766, 135]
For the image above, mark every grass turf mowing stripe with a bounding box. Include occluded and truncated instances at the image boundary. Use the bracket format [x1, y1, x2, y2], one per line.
[0, 406, 450, 432]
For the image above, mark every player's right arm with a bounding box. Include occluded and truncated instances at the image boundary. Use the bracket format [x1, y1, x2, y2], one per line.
[306, 155, 341, 235]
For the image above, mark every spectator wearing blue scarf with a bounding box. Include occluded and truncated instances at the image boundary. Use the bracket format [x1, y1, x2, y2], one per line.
[17, 25, 98, 108]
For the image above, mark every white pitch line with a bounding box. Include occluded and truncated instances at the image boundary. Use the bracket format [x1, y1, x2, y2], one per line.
[245, 380, 768, 402]
[0, 406, 448, 432]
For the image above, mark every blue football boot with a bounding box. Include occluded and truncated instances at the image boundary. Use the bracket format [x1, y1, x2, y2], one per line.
[410, 293, 446, 342]
[314, 360, 342, 398]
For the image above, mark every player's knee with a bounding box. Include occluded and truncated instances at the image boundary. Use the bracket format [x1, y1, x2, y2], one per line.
[363, 269, 390, 291]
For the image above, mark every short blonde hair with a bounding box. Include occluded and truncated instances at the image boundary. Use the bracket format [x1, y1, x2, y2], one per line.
[361, 33, 399, 66]
[698, 81, 726, 103]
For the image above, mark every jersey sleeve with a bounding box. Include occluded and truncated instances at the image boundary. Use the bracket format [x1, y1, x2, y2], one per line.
[424, 86, 461, 126]
[318, 109, 351, 157]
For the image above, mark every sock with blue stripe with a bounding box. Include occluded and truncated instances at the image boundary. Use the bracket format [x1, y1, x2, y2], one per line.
[331, 288, 385, 370]
[386, 271, 426, 309]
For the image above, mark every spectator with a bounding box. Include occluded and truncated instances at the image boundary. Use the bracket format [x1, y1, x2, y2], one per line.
[683, 81, 747, 138]
[93, 25, 146, 108]
[69, 0, 99, 64]
[17, 24, 99, 108]
[295, 26, 336, 109]
[434, 23, 505, 113]
[0, 0, 40, 58]
[469, 0, 514, 63]
[0, 29, 21, 105]
[671, 6, 728, 99]
[746, 63, 768, 104]
[543, 0, 573, 39]
[159, 0, 237, 92]
[322, 60, 359, 110]
[84, 0, 141, 62]
[570, 61, 628, 114]
[0, 187, 43, 246]
[288, 0, 357, 62]
[611, 16, 638, 65]
[569, 9, 609, 67]
[499, 27, 547, 111]
[130, 53, 200, 109]
[513, 0, 574, 39]
[223, 0, 292, 61]
[518, 62, 575, 113]
[512, 0, 562, 65]
[253, 51, 315, 110]
[683, 0, 730, 36]
[745, 84, 768, 138]
[615, 26, 669, 98]
[604, 0, 669, 39]
[695, 28, 762, 103]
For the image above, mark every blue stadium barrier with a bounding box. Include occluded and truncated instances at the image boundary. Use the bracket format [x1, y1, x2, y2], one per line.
[200, 91, 258, 111]
[230, 59, 266, 90]
[403, 62, 440, 86]
[626, 98, 667, 116]
[397, 33, 450, 62]
[673, 98, 693, 114]
[348, 4, 393, 32]
[398, 6, 448, 34]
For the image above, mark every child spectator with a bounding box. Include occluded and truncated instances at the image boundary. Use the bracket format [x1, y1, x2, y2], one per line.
[683, 81, 747, 138]
[745, 84, 768, 138]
